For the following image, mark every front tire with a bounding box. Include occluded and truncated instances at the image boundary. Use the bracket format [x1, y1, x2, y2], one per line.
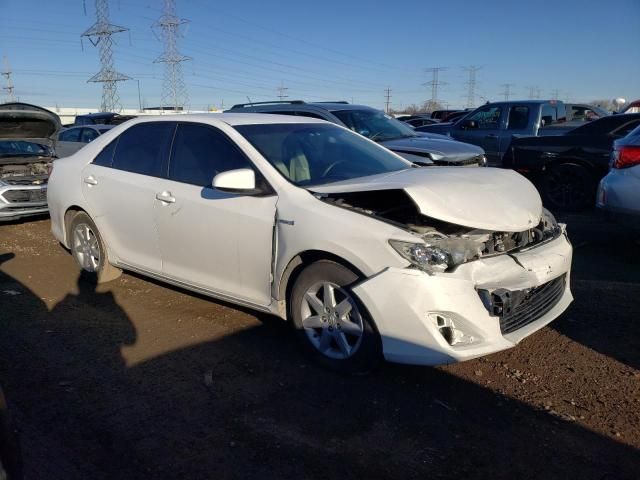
[69, 212, 121, 283]
[289, 260, 381, 374]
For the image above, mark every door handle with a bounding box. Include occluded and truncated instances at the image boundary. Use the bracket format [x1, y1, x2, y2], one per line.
[83, 175, 98, 186]
[155, 191, 176, 204]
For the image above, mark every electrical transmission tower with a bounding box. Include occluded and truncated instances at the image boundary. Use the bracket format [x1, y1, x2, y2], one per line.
[153, 0, 191, 111]
[526, 86, 541, 99]
[81, 0, 130, 112]
[550, 89, 560, 100]
[423, 67, 447, 111]
[463, 65, 481, 108]
[276, 82, 288, 101]
[1, 56, 16, 102]
[384, 87, 392, 113]
[500, 83, 515, 101]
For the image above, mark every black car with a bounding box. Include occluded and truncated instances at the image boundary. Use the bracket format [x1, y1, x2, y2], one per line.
[505, 113, 640, 211]
[396, 115, 440, 128]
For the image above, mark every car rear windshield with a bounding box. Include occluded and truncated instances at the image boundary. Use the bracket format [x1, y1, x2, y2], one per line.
[331, 109, 416, 141]
[234, 123, 411, 187]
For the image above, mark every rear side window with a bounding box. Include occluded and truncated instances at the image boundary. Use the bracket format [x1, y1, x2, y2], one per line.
[168, 123, 253, 187]
[507, 106, 529, 130]
[92, 138, 118, 167]
[111, 122, 176, 177]
[59, 128, 81, 142]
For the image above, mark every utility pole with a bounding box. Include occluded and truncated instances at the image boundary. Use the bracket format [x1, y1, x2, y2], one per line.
[384, 87, 392, 113]
[153, 0, 191, 111]
[276, 81, 288, 101]
[463, 65, 481, 108]
[1, 56, 16, 102]
[81, 0, 130, 112]
[423, 67, 447, 111]
[135, 79, 142, 111]
[500, 83, 515, 101]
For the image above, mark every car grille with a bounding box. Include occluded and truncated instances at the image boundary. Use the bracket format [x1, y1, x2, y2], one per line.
[479, 275, 566, 335]
[2, 188, 47, 204]
[2, 176, 48, 186]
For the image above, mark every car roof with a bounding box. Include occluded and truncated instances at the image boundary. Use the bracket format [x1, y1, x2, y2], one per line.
[79, 112, 118, 118]
[226, 100, 378, 114]
[124, 113, 328, 127]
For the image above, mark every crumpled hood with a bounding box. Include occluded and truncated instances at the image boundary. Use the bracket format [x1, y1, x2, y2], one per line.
[311, 167, 542, 232]
[0, 102, 61, 140]
[380, 135, 484, 162]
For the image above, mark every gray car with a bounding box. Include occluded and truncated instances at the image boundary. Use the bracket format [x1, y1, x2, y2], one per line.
[56, 125, 115, 158]
[597, 124, 640, 229]
[226, 101, 487, 166]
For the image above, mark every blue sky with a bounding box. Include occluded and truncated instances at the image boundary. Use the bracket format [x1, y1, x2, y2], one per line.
[1, 0, 639, 111]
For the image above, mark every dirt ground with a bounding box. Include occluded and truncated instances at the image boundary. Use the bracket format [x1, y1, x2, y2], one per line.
[0, 214, 638, 479]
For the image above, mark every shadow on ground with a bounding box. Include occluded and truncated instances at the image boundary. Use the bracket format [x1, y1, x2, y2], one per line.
[552, 213, 640, 370]
[0, 250, 638, 480]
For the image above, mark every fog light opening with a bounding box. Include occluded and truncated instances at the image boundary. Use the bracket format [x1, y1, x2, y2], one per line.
[430, 314, 475, 346]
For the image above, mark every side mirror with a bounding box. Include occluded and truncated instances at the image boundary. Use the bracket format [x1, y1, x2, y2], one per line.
[212, 168, 256, 193]
[462, 119, 477, 129]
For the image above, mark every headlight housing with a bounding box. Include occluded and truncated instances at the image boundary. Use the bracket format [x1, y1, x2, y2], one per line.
[390, 235, 484, 274]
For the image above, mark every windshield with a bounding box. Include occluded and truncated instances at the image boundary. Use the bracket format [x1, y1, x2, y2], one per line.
[331, 109, 416, 141]
[0, 140, 51, 158]
[235, 123, 411, 187]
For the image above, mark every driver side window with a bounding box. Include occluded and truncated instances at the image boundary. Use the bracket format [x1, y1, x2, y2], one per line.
[168, 123, 253, 187]
[468, 106, 502, 129]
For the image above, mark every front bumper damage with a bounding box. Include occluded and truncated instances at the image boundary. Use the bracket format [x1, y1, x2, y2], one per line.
[0, 183, 48, 221]
[353, 231, 573, 366]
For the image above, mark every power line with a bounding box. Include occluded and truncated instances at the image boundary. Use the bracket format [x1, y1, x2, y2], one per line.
[499, 83, 515, 101]
[463, 65, 481, 108]
[152, 0, 191, 110]
[424, 67, 446, 110]
[384, 87, 392, 113]
[1, 56, 16, 102]
[81, 0, 131, 112]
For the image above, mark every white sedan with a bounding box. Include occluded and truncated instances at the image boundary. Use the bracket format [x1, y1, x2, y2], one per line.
[47, 114, 573, 372]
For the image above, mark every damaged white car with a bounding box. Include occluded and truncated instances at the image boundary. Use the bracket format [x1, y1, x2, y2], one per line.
[0, 103, 61, 221]
[47, 114, 573, 372]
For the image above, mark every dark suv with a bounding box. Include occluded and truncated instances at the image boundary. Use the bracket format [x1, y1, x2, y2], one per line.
[226, 101, 486, 166]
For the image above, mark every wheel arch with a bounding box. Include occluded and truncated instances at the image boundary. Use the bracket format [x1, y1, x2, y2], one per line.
[277, 250, 366, 311]
[62, 205, 88, 247]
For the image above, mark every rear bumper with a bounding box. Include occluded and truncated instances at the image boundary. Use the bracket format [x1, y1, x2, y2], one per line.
[353, 232, 573, 366]
[0, 184, 49, 221]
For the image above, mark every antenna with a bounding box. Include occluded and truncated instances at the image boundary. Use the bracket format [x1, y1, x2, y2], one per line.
[463, 65, 481, 108]
[81, 0, 130, 112]
[153, 0, 191, 111]
[1, 56, 16, 102]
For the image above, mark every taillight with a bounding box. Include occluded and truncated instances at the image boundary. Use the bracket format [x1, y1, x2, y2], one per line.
[612, 146, 640, 169]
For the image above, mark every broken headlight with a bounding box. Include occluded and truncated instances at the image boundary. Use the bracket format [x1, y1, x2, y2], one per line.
[390, 235, 484, 274]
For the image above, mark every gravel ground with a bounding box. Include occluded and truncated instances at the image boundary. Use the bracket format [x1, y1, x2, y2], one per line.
[0, 214, 638, 479]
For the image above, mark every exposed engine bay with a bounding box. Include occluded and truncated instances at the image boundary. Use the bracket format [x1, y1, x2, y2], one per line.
[0, 161, 50, 186]
[318, 189, 562, 269]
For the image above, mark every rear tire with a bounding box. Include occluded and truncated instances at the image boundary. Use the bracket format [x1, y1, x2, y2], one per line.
[289, 260, 381, 374]
[68, 212, 122, 284]
[542, 163, 596, 212]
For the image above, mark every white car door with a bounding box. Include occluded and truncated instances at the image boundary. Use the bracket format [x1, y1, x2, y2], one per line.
[154, 122, 278, 306]
[81, 121, 177, 273]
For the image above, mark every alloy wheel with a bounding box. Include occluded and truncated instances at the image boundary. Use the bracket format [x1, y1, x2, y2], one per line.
[300, 281, 364, 360]
[72, 223, 101, 272]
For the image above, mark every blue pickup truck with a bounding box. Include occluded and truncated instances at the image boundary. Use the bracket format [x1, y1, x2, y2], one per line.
[416, 100, 573, 166]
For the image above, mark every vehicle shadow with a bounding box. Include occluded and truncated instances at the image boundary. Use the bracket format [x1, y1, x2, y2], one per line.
[552, 212, 640, 370]
[0, 258, 638, 479]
